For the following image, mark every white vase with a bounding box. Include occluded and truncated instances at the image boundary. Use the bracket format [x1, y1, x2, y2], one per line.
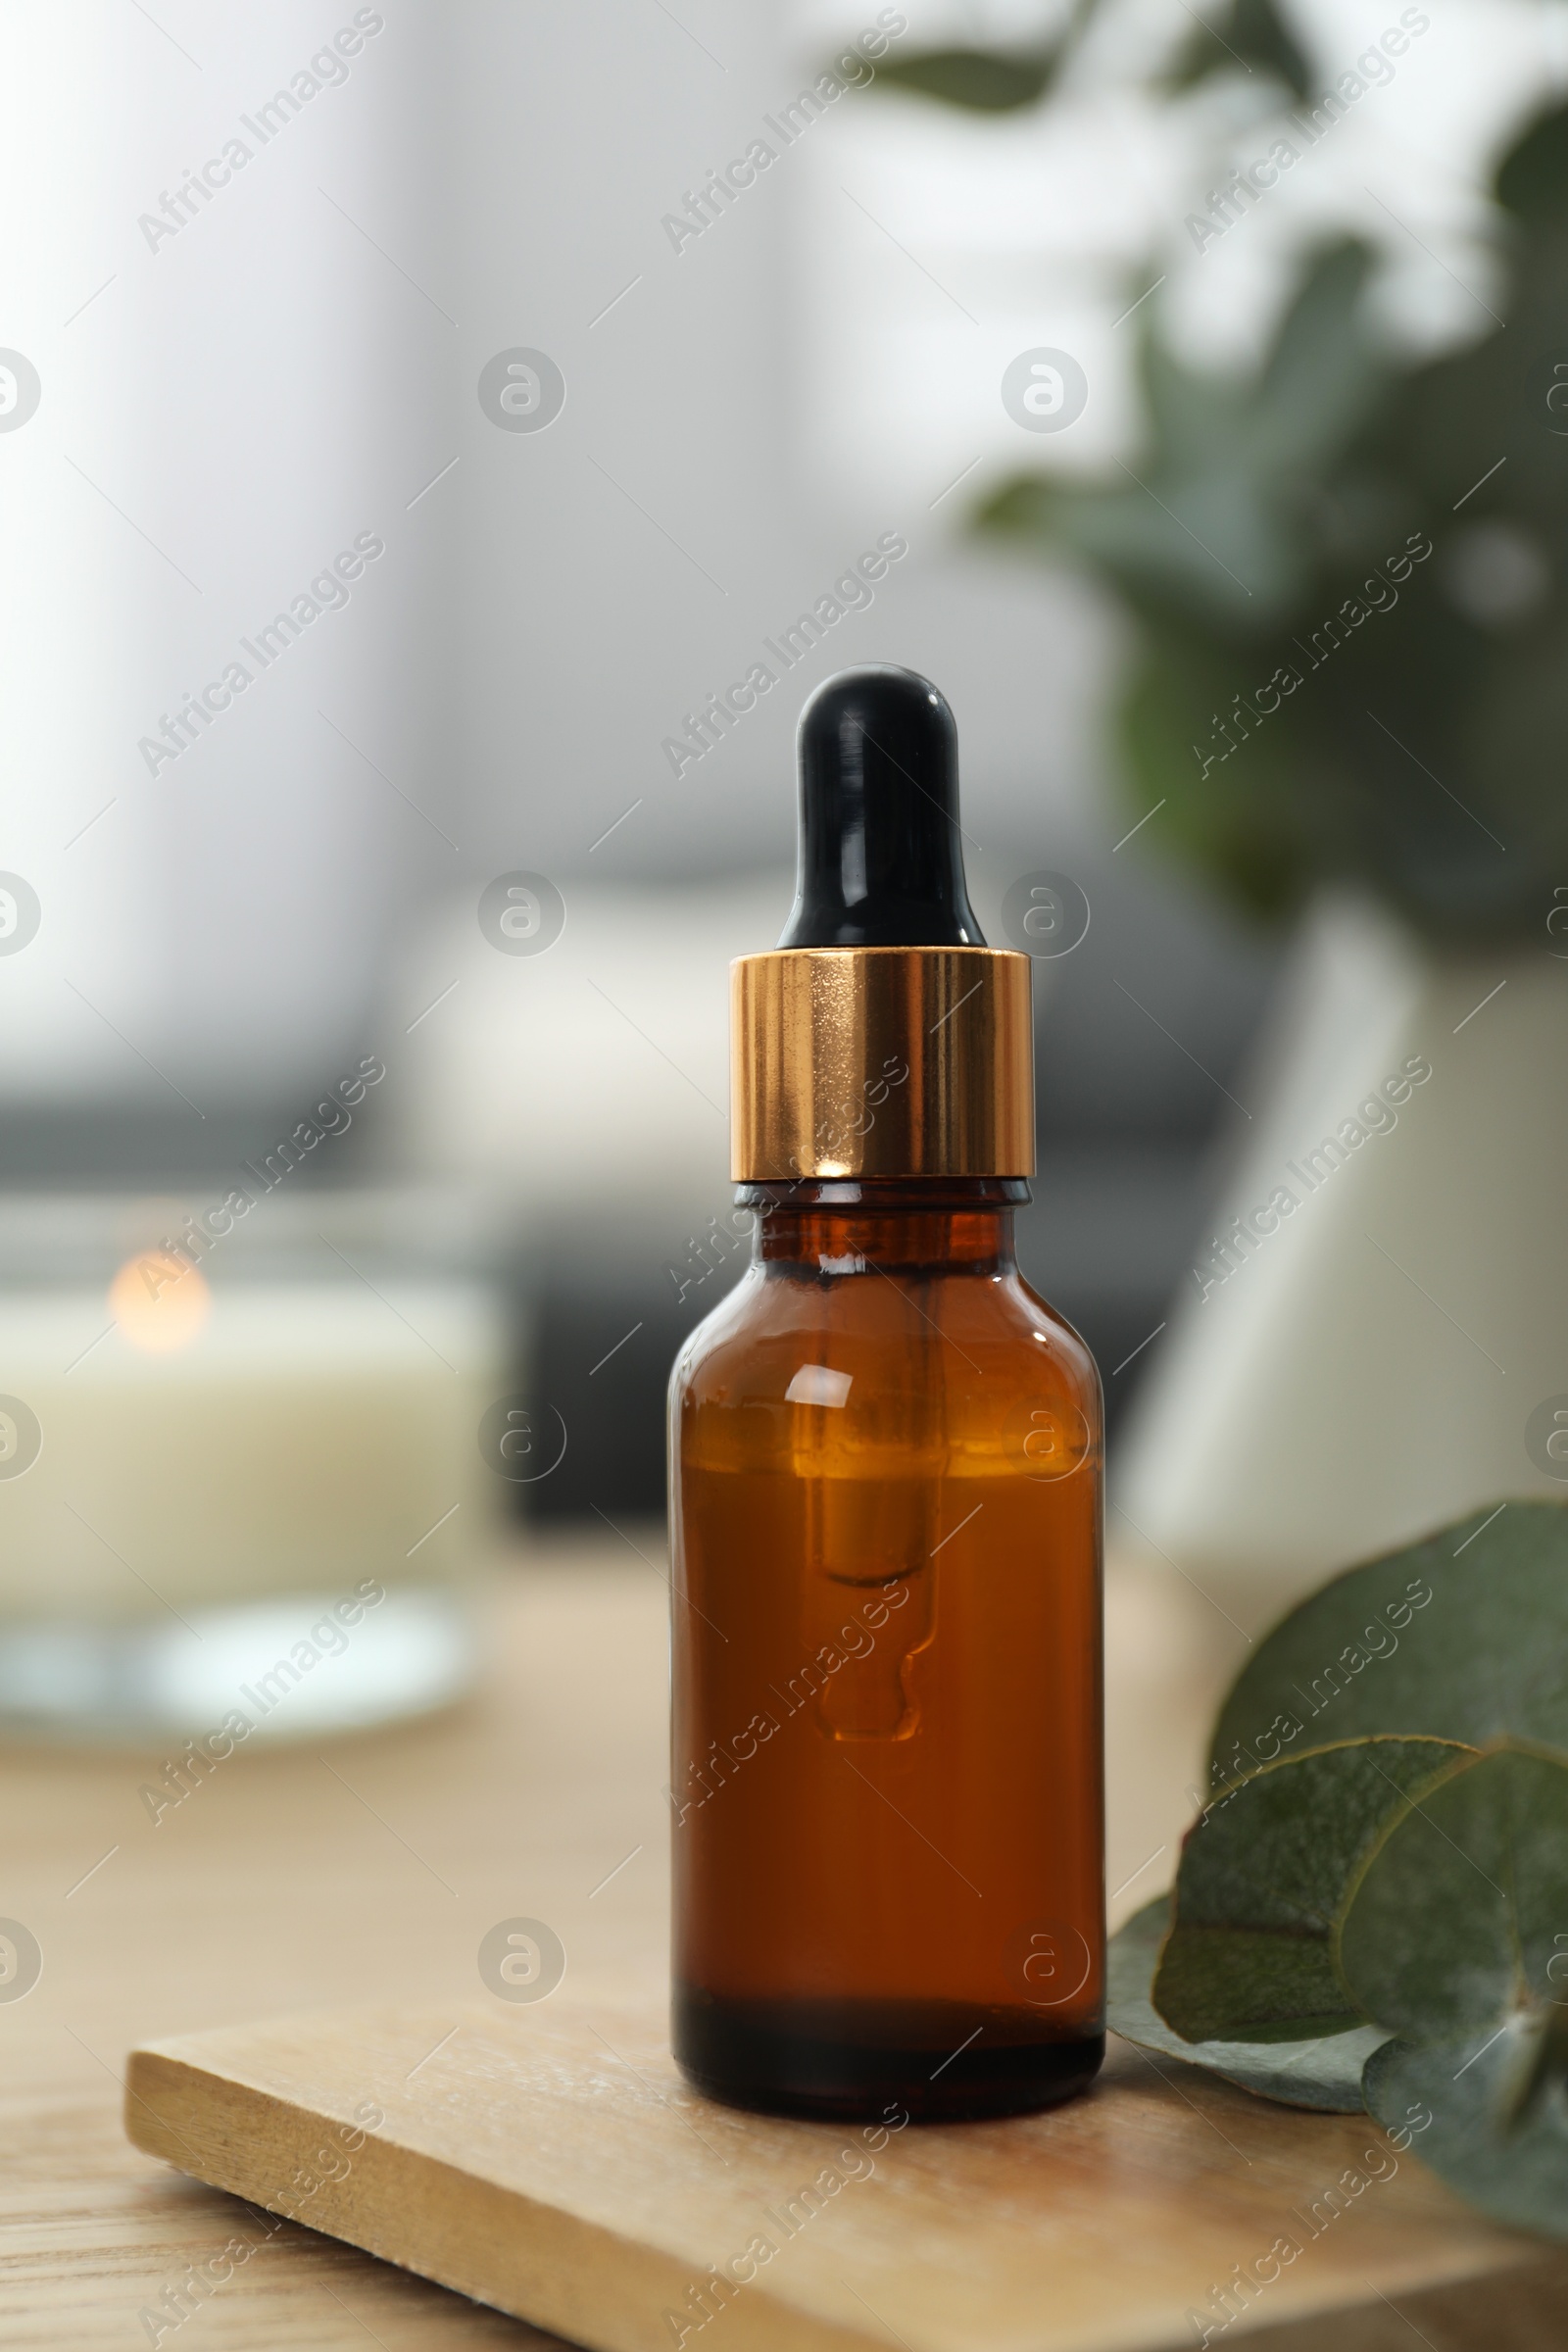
[1113, 891, 1568, 1623]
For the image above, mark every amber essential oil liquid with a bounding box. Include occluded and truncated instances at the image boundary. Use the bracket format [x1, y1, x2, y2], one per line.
[670, 1181, 1104, 2121]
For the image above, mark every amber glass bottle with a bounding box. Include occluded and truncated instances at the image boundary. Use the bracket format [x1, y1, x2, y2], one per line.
[669, 666, 1103, 2121]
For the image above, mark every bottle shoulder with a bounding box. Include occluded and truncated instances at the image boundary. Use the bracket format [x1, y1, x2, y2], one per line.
[670, 1260, 1101, 1427]
[670, 1265, 767, 1393]
[1008, 1268, 1101, 1399]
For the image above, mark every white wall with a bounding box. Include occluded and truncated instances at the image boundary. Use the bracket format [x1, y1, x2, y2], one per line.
[5, 0, 1555, 1126]
[0, 2, 449, 1106]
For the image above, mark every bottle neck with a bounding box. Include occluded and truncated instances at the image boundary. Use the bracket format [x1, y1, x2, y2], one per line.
[738, 1178, 1027, 1276]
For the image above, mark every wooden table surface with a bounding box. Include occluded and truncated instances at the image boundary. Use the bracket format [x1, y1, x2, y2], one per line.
[8, 1532, 1544, 2350]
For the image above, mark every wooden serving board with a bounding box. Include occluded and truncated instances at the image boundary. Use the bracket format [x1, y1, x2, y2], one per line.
[125, 1998, 1568, 2352]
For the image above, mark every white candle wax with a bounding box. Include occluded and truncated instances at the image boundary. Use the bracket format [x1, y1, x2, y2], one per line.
[0, 1277, 505, 1622]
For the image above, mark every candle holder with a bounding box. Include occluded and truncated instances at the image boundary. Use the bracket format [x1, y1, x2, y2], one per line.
[0, 1189, 508, 1743]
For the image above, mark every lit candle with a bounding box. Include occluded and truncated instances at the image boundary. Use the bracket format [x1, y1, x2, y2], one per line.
[0, 1243, 506, 1738]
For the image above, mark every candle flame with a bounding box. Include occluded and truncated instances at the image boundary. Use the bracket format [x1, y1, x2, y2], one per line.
[109, 1251, 212, 1354]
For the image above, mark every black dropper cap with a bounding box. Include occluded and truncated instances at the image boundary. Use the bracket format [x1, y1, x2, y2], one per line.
[778, 666, 986, 950]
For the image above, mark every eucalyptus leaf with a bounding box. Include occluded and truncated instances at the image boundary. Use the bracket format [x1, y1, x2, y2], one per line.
[1210, 1501, 1568, 1790]
[1250, 242, 1386, 477]
[866, 0, 1101, 112]
[1166, 0, 1310, 98]
[870, 47, 1057, 112]
[1338, 1744, 1568, 2037]
[980, 243, 1389, 640]
[1118, 636, 1313, 919]
[1364, 2031, 1568, 2243]
[1498, 96, 1568, 219]
[1107, 1895, 1384, 2110]
[1339, 1746, 1568, 2237]
[1154, 1738, 1473, 2044]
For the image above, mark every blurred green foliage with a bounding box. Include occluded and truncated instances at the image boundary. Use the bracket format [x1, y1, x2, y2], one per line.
[873, 0, 1308, 113]
[873, 2, 1568, 943]
[870, 0, 1093, 112]
[1167, 0, 1311, 96]
[871, 44, 1060, 113]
